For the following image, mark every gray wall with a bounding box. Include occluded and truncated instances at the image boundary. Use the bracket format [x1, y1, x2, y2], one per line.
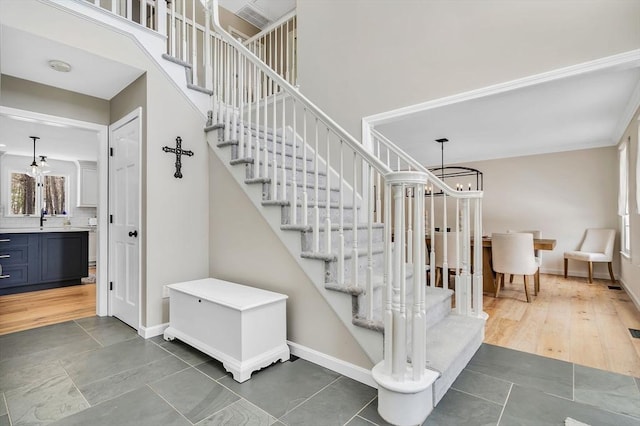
[297, 0, 640, 138]
[0, 75, 110, 124]
[461, 146, 619, 279]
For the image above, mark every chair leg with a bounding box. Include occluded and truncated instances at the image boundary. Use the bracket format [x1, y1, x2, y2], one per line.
[564, 258, 568, 278]
[494, 273, 502, 298]
[588, 262, 593, 283]
[534, 268, 540, 294]
[435, 268, 441, 287]
[509, 274, 514, 283]
[523, 275, 531, 303]
[607, 262, 616, 284]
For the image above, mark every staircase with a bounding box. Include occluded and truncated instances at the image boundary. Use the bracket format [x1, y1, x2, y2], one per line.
[64, 0, 487, 424]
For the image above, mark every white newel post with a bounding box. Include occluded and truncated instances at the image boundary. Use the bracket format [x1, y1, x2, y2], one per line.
[372, 171, 439, 426]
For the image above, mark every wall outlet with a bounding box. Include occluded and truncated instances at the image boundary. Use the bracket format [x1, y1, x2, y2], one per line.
[162, 285, 170, 298]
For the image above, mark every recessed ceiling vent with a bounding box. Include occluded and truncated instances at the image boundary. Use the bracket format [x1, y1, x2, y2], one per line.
[237, 5, 270, 29]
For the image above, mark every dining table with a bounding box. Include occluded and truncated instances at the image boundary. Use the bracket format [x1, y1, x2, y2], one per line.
[425, 235, 557, 295]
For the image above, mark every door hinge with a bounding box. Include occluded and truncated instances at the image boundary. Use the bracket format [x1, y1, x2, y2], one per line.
[109, 281, 113, 291]
[110, 147, 114, 156]
[109, 215, 113, 224]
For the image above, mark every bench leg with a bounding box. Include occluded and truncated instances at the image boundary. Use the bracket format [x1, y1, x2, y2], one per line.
[588, 261, 593, 283]
[564, 258, 568, 278]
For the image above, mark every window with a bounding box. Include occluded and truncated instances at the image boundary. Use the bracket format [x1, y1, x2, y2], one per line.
[10, 173, 36, 215]
[8, 172, 68, 216]
[42, 175, 67, 215]
[619, 138, 630, 256]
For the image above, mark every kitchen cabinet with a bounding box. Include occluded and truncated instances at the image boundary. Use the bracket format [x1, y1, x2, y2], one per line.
[77, 161, 97, 207]
[0, 231, 88, 295]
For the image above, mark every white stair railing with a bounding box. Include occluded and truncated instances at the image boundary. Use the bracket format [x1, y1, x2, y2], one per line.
[370, 129, 484, 318]
[83, 0, 162, 30]
[243, 11, 297, 88]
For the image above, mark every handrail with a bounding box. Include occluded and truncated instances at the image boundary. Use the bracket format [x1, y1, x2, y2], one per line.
[370, 128, 483, 199]
[244, 9, 296, 44]
[207, 0, 391, 175]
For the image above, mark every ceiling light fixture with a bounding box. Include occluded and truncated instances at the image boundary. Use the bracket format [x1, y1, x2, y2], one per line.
[428, 138, 483, 194]
[48, 59, 72, 73]
[27, 136, 50, 177]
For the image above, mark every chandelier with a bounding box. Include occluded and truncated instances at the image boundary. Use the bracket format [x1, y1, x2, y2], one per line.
[428, 138, 483, 193]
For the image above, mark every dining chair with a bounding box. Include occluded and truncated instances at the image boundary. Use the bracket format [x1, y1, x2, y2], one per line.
[433, 231, 459, 288]
[507, 230, 542, 294]
[491, 232, 538, 302]
[564, 228, 616, 283]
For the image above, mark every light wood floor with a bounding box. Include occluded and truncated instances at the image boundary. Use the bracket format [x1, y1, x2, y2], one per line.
[484, 273, 640, 377]
[0, 282, 96, 336]
[1, 272, 639, 377]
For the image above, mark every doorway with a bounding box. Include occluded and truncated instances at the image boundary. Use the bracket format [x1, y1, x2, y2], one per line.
[0, 106, 109, 333]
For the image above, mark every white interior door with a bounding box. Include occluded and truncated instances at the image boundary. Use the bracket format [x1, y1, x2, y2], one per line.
[108, 108, 141, 330]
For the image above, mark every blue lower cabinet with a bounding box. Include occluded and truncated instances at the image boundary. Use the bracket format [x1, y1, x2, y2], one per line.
[0, 232, 88, 295]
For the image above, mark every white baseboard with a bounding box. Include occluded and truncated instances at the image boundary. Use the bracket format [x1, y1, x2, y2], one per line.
[139, 322, 169, 339]
[541, 268, 615, 281]
[287, 341, 377, 388]
[618, 277, 640, 312]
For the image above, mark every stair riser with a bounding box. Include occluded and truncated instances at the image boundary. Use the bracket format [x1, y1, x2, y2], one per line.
[432, 322, 485, 405]
[327, 250, 385, 285]
[239, 163, 330, 190]
[234, 145, 314, 170]
[283, 203, 358, 226]
[246, 162, 326, 184]
[424, 295, 453, 331]
[226, 144, 313, 171]
[252, 181, 342, 204]
[300, 225, 384, 253]
[225, 131, 297, 153]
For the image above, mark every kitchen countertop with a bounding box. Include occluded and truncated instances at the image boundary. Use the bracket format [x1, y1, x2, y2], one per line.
[0, 227, 91, 234]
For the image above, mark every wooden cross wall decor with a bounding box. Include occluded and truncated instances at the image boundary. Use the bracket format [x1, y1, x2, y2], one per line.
[162, 136, 194, 179]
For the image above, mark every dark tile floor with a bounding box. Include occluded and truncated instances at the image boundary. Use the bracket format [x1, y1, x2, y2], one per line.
[1, 316, 639, 426]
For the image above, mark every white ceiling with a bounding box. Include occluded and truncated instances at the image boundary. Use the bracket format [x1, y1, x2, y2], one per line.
[219, 0, 295, 26]
[0, 24, 144, 161]
[1, 26, 143, 101]
[375, 64, 640, 167]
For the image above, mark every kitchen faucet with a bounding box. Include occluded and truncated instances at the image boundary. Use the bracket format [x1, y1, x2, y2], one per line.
[40, 208, 47, 228]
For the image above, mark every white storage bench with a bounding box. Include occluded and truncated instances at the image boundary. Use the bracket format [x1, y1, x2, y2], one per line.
[163, 278, 289, 382]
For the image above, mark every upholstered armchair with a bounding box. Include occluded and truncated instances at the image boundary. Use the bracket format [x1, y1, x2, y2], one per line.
[564, 228, 616, 284]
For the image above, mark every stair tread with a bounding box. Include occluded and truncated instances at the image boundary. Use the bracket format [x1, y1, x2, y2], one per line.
[161, 53, 192, 68]
[230, 157, 327, 175]
[187, 83, 213, 95]
[281, 223, 384, 232]
[245, 176, 341, 191]
[262, 200, 357, 209]
[425, 314, 485, 374]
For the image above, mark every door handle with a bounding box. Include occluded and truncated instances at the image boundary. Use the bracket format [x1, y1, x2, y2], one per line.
[128, 230, 138, 238]
[0, 255, 9, 259]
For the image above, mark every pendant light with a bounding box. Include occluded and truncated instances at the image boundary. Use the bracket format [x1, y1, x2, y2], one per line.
[27, 136, 49, 177]
[28, 136, 40, 176]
